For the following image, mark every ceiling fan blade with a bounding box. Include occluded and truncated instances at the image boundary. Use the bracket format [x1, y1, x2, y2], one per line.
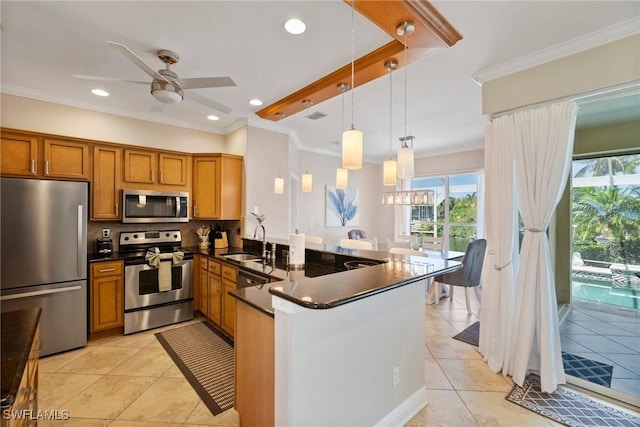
[151, 100, 165, 112]
[180, 77, 236, 90]
[185, 91, 232, 114]
[106, 41, 169, 83]
[72, 74, 147, 85]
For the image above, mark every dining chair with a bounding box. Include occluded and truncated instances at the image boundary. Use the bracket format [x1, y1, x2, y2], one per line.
[433, 238, 487, 314]
[387, 239, 412, 250]
[389, 247, 426, 257]
[361, 237, 378, 250]
[305, 235, 323, 244]
[339, 238, 373, 250]
[421, 236, 444, 251]
[347, 230, 367, 240]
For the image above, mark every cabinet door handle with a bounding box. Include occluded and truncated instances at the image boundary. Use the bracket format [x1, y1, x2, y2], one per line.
[30, 159, 36, 175]
[99, 268, 116, 273]
[115, 203, 119, 214]
[194, 205, 198, 216]
[160, 170, 164, 183]
[151, 170, 155, 182]
[45, 160, 50, 175]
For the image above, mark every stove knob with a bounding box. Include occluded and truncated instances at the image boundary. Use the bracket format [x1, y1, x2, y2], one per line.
[133, 234, 138, 239]
[165, 232, 170, 237]
[124, 236, 129, 241]
[173, 234, 178, 239]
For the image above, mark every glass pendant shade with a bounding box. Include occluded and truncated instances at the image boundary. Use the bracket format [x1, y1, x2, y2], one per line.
[302, 172, 313, 192]
[341, 129, 363, 170]
[383, 160, 397, 186]
[336, 168, 348, 189]
[397, 145, 414, 179]
[274, 176, 284, 195]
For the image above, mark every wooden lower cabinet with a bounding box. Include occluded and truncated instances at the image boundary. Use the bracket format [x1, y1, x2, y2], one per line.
[235, 300, 274, 427]
[90, 261, 124, 333]
[1, 325, 40, 427]
[194, 255, 237, 338]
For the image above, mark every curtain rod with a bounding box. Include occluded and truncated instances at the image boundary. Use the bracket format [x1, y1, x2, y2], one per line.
[490, 79, 640, 120]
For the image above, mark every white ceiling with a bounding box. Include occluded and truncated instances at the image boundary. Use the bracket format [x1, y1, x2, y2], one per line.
[2, 1, 639, 162]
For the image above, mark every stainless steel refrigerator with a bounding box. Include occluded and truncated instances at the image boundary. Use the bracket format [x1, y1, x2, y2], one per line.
[1, 178, 88, 356]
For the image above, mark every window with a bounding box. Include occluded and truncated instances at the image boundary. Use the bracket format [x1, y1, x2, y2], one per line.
[409, 173, 479, 251]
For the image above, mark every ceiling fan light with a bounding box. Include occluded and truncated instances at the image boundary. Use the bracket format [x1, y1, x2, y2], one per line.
[397, 145, 414, 179]
[341, 128, 363, 170]
[383, 160, 397, 186]
[151, 80, 183, 104]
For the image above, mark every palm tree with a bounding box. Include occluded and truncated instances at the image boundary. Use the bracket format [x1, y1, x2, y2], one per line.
[573, 186, 640, 260]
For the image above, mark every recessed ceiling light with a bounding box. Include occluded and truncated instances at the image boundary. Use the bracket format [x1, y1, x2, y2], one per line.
[249, 98, 263, 106]
[207, 114, 219, 121]
[91, 88, 109, 97]
[284, 18, 306, 35]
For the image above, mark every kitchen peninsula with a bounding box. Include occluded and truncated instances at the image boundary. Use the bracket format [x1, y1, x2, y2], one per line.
[230, 238, 462, 427]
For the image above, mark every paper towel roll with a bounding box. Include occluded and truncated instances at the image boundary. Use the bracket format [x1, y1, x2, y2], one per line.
[289, 233, 305, 266]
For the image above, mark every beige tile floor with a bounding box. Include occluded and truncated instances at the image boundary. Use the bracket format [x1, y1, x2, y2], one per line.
[37, 291, 633, 426]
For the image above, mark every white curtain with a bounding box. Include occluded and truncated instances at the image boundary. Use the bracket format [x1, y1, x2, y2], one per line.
[479, 116, 518, 375]
[509, 102, 578, 393]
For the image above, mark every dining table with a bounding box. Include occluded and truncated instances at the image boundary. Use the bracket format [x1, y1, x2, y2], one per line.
[420, 248, 466, 304]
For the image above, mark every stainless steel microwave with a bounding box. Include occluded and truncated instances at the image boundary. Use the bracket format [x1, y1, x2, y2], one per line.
[122, 190, 189, 223]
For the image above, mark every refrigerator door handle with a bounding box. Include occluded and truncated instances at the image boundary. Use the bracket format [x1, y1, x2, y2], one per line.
[77, 204, 83, 277]
[0, 285, 82, 301]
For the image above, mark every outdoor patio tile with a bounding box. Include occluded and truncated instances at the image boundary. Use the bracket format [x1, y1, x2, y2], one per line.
[608, 335, 640, 352]
[574, 335, 638, 354]
[600, 353, 640, 375]
[610, 378, 640, 397]
[559, 321, 597, 335]
[571, 352, 640, 379]
[571, 320, 635, 336]
[560, 336, 592, 354]
[615, 322, 640, 336]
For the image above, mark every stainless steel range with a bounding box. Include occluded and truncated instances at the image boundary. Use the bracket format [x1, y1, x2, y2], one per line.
[119, 230, 193, 334]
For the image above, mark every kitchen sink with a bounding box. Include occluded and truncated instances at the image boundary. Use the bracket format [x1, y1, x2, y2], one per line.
[222, 253, 263, 263]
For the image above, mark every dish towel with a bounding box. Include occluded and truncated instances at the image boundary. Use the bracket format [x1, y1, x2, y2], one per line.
[145, 248, 184, 292]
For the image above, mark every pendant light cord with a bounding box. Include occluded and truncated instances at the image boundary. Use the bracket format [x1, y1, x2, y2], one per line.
[389, 66, 393, 158]
[403, 33, 408, 147]
[350, 0, 356, 129]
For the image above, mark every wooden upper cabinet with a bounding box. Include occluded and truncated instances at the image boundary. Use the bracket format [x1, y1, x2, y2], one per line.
[1, 133, 38, 177]
[192, 154, 243, 220]
[1, 133, 89, 180]
[124, 148, 188, 188]
[43, 139, 90, 180]
[159, 153, 188, 186]
[124, 149, 157, 184]
[92, 145, 122, 220]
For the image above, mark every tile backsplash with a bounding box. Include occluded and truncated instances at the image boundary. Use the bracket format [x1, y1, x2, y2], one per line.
[88, 220, 242, 253]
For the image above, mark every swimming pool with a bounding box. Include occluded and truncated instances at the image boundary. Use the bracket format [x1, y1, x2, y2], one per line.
[572, 278, 640, 311]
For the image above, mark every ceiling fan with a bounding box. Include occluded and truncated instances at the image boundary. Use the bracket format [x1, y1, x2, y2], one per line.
[74, 41, 236, 113]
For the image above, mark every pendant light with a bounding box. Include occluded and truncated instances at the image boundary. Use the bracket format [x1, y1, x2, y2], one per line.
[397, 21, 415, 180]
[341, 0, 363, 170]
[302, 100, 313, 193]
[383, 59, 398, 186]
[336, 83, 349, 189]
[274, 115, 285, 195]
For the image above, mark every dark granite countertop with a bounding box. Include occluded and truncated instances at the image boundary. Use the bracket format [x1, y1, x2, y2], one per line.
[1, 307, 41, 408]
[229, 238, 462, 316]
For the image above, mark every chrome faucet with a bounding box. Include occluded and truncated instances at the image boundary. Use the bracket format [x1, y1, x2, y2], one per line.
[253, 224, 267, 257]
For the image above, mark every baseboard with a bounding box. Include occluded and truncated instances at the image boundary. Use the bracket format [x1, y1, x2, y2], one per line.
[374, 386, 427, 427]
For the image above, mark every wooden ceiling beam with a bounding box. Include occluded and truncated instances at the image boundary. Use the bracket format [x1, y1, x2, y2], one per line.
[257, 0, 462, 121]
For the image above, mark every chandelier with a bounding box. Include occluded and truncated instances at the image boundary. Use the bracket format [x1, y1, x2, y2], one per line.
[381, 189, 434, 206]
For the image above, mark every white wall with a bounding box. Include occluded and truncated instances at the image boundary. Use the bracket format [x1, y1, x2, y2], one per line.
[414, 148, 484, 177]
[273, 279, 427, 426]
[1, 94, 226, 152]
[482, 34, 640, 115]
[244, 127, 290, 239]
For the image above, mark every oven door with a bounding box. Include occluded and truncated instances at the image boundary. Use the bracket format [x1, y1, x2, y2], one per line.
[124, 259, 193, 310]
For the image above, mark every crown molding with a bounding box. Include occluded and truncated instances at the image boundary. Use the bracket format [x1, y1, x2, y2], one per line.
[1, 84, 231, 135]
[472, 17, 640, 85]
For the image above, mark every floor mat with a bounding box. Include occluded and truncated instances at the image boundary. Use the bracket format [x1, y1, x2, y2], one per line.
[452, 321, 480, 346]
[562, 352, 614, 388]
[155, 321, 234, 416]
[506, 374, 640, 427]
